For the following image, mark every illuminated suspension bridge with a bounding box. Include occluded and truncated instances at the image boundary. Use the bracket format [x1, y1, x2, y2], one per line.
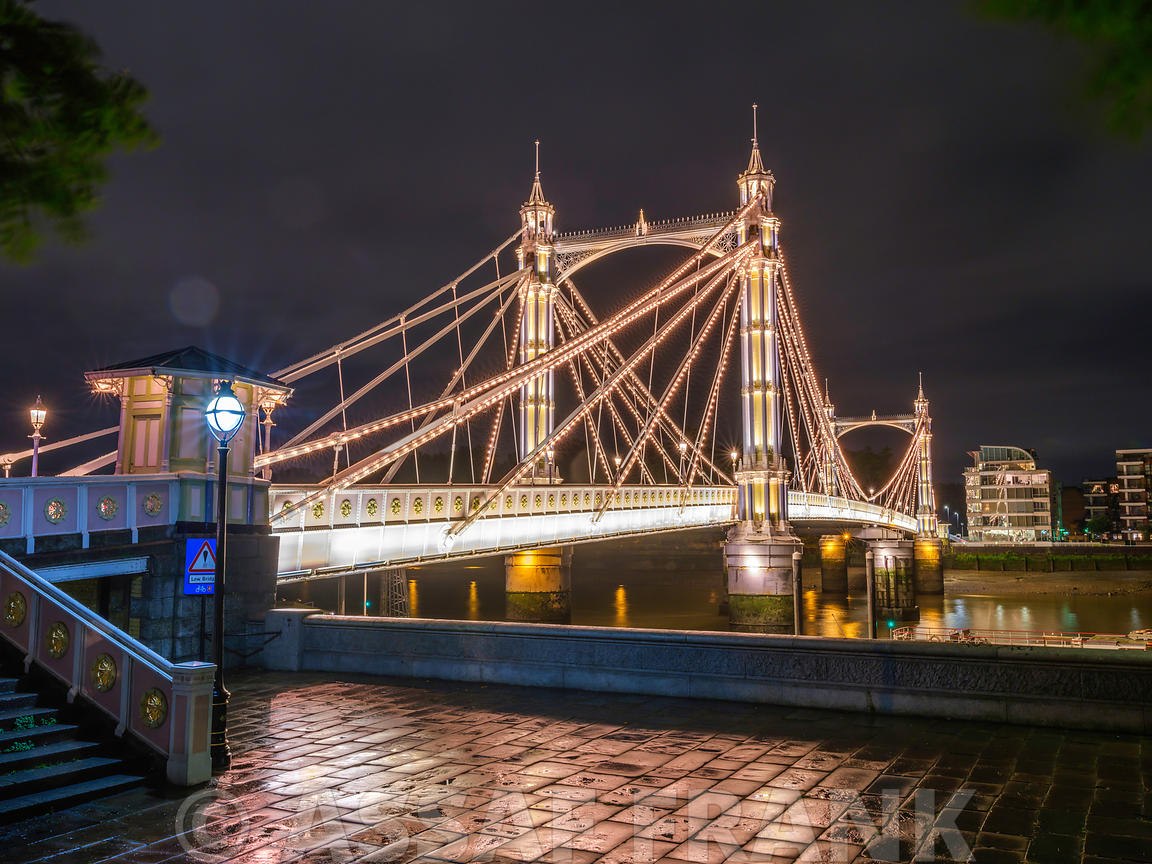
[248, 111, 939, 626]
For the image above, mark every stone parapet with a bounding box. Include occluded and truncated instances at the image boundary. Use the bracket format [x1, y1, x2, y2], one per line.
[263, 614, 1152, 734]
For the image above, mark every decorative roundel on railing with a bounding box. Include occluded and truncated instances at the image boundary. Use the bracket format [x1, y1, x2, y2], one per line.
[366, 498, 379, 517]
[505, 495, 513, 509]
[454, 496, 463, 513]
[140, 688, 168, 728]
[434, 497, 444, 514]
[281, 500, 294, 512]
[44, 498, 67, 524]
[560, 494, 568, 507]
[487, 498, 497, 510]
[413, 498, 424, 514]
[391, 498, 401, 515]
[548, 494, 555, 508]
[91, 653, 117, 692]
[473, 498, 483, 510]
[4, 591, 26, 627]
[624, 491, 631, 503]
[46, 621, 69, 659]
[340, 499, 352, 518]
[143, 493, 164, 517]
[534, 494, 542, 507]
[97, 496, 119, 521]
[0, 501, 10, 527]
[583, 492, 591, 505]
[519, 494, 529, 508]
[311, 501, 324, 519]
[595, 493, 602, 505]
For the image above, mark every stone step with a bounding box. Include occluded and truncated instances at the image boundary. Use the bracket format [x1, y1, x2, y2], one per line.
[0, 679, 17, 694]
[0, 706, 58, 733]
[0, 739, 100, 773]
[0, 774, 144, 825]
[0, 721, 79, 749]
[0, 691, 37, 712]
[0, 755, 126, 800]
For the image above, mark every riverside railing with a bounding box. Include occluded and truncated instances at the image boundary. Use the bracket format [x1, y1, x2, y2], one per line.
[0, 550, 214, 785]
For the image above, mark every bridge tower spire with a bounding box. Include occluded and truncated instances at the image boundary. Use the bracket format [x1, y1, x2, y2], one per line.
[914, 373, 938, 536]
[515, 140, 558, 482]
[724, 106, 802, 633]
[733, 104, 786, 530]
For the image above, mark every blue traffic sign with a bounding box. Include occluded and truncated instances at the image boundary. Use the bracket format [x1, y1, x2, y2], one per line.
[184, 538, 217, 595]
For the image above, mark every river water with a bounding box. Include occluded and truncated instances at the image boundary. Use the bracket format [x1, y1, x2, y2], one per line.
[288, 532, 1152, 640]
[386, 530, 1152, 639]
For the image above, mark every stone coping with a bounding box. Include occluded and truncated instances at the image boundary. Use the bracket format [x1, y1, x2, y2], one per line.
[264, 611, 1152, 733]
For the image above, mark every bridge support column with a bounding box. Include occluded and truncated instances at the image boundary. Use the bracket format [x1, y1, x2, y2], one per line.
[818, 534, 848, 593]
[378, 568, 410, 617]
[505, 546, 571, 623]
[869, 539, 919, 624]
[914, 537, 944, 595]
[724, 525, 802, 632]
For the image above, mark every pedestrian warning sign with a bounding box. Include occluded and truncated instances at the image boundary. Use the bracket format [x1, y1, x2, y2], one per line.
[184, 538, 217, 595]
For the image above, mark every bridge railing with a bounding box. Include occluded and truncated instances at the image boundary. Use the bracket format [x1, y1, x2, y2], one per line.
[0, 472, 271, 554]
[787, 491, 920, 533]
[270, 484, 737, 531]
[0, 549, 214, 785]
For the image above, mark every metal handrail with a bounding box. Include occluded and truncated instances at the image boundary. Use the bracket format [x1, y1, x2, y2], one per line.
[0, 549, 173, 680]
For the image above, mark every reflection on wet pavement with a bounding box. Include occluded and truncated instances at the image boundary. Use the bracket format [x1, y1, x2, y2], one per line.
[1, 670, 1148, 863]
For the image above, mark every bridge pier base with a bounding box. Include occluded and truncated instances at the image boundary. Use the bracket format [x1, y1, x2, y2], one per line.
[724, 525, 802, 633]
[818, 534, 848, 594]
[914, 537, 944, 595]
[869, 539, 919, 624]
[505, 547, 572, 624]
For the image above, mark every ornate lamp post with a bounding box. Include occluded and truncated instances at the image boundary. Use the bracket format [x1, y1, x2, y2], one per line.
[204, 381, 245, 773]
[29, 396, 46, 477]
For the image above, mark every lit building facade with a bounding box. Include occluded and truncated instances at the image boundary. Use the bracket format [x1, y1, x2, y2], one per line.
[1115, 448, 1152, 542]
[1082, 478, 1120, 538]
[964, 445, 1053, 542]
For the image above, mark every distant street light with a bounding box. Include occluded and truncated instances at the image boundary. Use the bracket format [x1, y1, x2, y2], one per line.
[29, 395, 46, 477]
[204, 381, 246, 773]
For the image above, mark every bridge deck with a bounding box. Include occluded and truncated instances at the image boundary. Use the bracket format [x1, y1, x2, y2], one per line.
[270, 485, 916, 579]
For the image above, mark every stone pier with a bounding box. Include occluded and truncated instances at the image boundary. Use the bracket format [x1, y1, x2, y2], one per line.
[505, 546, 572, 623]
[724, 525, 802, 632]
[818, 533, 848, 593]
[869, 538, 919, 623]
[914, 536, 944, 594]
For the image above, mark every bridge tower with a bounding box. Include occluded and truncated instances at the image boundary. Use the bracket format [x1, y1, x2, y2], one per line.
[723, 109, 803, 631]
[913, 375, 944, 593]
[914, 375, 938, 536]
[515, 142, 558, 483]
[507, 144, 572, 621]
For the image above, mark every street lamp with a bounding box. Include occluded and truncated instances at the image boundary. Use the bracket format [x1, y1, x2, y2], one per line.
[204, 381, 246, 773]
[546, 445, 555, 484]
[29, 396, 46, 477]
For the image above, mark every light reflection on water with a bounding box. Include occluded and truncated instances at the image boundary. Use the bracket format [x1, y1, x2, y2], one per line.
[403, 558, 1151, 638]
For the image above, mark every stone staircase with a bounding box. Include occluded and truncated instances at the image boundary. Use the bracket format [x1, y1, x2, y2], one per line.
[0, 674, 146, 823]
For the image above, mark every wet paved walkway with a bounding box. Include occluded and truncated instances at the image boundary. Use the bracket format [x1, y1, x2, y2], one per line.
[1, 671, 1149, 863]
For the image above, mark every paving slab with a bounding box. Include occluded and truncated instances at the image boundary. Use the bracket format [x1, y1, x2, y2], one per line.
[0, 670, 1147, 862]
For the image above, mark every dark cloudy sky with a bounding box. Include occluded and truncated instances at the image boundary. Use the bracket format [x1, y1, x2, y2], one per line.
[3, 1, 1149, 488]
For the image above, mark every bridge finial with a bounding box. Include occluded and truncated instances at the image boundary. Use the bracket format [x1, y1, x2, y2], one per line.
[743, 103, 766, 176]
[917, 371, 924, 400]
[525, 139, 549, 206]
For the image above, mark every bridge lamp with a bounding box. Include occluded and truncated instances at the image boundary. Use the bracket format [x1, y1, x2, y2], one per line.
[204, 381, 246, 773]
[546, 445, 555, 483]
[28, 395, 46, 477]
